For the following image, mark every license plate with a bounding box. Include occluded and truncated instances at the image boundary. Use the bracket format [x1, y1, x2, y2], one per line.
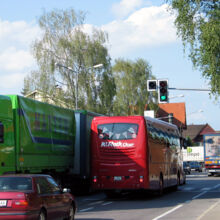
[114, 176, 122, 181]
[0, 200, 7, 207]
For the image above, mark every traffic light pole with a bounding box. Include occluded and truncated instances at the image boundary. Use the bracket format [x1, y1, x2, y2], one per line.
[147, 79, 211, 104]
[169, 87, 211, 91]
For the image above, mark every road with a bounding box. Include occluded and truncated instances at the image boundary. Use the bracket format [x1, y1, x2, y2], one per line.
[75, 172, 220, 220]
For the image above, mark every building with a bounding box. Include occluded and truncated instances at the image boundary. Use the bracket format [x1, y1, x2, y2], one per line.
[157, 102, 187, 130]
[24, 89, 73, 109]
[145, 102, 187, 132]
[182, 124, 216, 146]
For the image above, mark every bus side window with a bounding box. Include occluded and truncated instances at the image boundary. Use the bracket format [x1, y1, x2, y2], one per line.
[0, 122, 4, 143]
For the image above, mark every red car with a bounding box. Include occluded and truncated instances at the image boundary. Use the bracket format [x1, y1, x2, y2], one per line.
[0, 174, 76, 220]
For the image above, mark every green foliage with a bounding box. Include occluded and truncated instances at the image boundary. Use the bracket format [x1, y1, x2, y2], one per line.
[186, 136, 193, 146]
[23, 8, 116, 114]
[185, 136, 197, 146]
[168, 0, 220, 97]
[112, 58, 157, 115]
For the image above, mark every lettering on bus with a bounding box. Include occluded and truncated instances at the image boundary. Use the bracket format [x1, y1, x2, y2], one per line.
[101, 141, 134, 148]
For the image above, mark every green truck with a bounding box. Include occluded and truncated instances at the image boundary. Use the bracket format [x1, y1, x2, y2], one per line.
[0, 95, 99, 191]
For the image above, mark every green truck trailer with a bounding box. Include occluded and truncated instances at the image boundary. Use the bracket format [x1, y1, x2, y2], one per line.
[0, 95, 75, 177]
[0, 95, 101, 191]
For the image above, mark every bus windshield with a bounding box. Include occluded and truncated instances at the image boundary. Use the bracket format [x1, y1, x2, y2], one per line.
[98, 123, 139, 140]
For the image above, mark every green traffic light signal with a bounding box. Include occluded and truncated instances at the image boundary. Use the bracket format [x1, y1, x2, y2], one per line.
[158, 80, 168, 103]
[160, 95, 167, 101]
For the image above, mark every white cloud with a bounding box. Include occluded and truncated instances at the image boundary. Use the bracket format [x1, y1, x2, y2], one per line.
[102, 4, 178, 57]
[0, 47, 35, 71]
[112, 0, 144, 18]
[0, 72, 27, 94]
[0, 4, 178, 94]
[0, 20, 40, 49]
[0, 19, 40, 94]
[187, 112, 206, 124]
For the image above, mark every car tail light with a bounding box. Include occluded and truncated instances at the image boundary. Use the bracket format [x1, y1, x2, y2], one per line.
[93, 176, 97, 183]
[12, 200, 29, 208]
[139, 176, 144, 183]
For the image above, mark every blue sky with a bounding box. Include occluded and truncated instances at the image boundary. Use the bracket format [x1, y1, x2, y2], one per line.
[0, 0, 219, 130]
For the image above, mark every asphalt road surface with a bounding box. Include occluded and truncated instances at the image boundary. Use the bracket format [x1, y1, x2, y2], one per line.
[75, 172, 220, 220]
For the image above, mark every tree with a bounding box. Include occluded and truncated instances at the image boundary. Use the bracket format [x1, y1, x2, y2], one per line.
[112, 58, 157, 116]
[167, 0, 220, 97]
[23, 8, 116, 114]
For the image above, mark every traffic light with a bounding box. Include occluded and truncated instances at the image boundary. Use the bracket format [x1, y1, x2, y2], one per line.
[158, 79, 168, 103]
[147, 80, 157, 91]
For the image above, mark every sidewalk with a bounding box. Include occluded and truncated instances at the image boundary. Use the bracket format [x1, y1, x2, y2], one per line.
[198, 200, 220, 220]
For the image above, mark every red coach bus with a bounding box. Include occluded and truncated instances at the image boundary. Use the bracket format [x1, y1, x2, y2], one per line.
[91, 116, 185, 196]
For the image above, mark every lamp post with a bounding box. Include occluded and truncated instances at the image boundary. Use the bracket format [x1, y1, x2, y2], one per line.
[188, 109, 204, 116]
[55, 63, 103, 109]
[169, 94, 184, 99]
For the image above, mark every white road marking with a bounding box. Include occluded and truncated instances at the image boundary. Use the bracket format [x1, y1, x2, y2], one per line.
[187, 174, 207, 177]
[212, 183, 220, 189]
[196, 200, 220, 220]
[102, 202, 113, 206]
[153, 190, 209, 219]
[90, 201, 104, 205]
[180, 187, 195, 191]
[79, 207, 94, 212]
[201, 187, 211, 191]
[192, 191, 207, 200]
[79, 182, 219, 218]
[152, 204, 183, 220]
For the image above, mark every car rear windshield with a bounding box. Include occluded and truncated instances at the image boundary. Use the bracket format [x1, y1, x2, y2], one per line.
[98, 123, 139, 140]
[0, 177, 32, 191]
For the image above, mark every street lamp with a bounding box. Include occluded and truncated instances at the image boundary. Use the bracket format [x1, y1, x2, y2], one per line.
[93, 64, 103, 69]
[55, 62, 103, 109]
[169, 94, 184, 99]
[188, 109, 204, 116]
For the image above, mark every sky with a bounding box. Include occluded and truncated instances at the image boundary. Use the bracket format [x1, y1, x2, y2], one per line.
[0, 0, 219, 130]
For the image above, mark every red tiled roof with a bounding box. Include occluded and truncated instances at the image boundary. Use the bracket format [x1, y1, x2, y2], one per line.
[157, 102, 187, 129]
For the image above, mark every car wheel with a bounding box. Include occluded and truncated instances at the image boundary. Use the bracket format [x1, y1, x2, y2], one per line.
[67, 205, 75, 220]
[38, 210, 46, 220]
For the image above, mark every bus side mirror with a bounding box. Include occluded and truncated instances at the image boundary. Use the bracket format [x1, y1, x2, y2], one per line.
[180, 137, 187, 149]
[0, 122, 4, 143]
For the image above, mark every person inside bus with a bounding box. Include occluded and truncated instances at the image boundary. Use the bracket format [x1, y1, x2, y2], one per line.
[98, 126, 113, 140]
[127, 126, 137, 139]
